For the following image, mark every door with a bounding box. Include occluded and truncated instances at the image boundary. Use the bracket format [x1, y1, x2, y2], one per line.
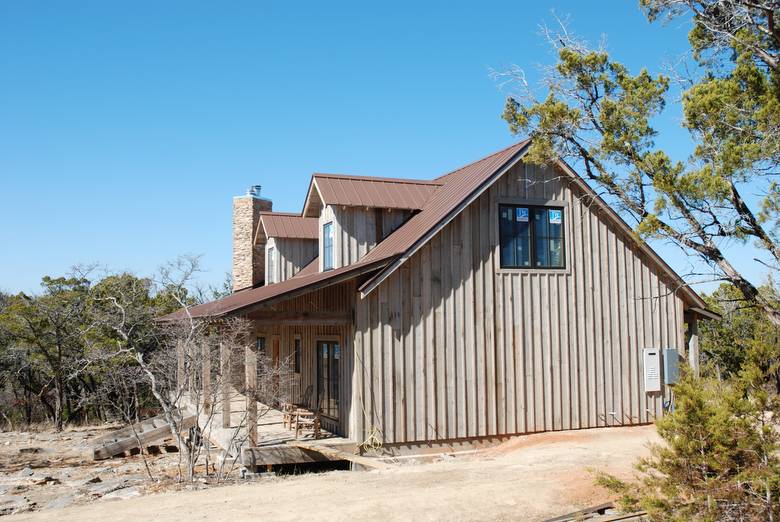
[316, 340, 340, 419]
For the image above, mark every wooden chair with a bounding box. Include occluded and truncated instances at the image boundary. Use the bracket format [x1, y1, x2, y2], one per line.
[294, 395, 323, 440]
[294, 409, 321, 440]
[282, 385, 314, 430]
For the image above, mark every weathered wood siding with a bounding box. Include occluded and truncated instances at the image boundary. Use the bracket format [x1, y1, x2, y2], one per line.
[265, 237, 317, 283]
[351, 161, 686, 445]
[247, 281, 355, 437]
[319, 205, 412, 271]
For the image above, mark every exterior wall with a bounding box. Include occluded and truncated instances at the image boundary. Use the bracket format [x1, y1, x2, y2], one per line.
[351, 160, 686, 445]
[232, 194, 273, 291]
[247, 280, 355, 437]
[265, 237, 317, 283]
[319, 205, 411, 271]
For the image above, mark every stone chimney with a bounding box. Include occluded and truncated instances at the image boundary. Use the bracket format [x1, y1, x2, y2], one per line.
[232, 185, 272, 292]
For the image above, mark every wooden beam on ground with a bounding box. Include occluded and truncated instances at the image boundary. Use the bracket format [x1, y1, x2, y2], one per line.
[92, 415, 196, 460]
[220, 342, 231, 428]
[286, 441, 392, 470]
[202, 343, 212, 413]
[245, 344, 257, 445]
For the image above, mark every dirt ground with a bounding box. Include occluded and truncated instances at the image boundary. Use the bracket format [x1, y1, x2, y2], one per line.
[0, 424, 659, 521]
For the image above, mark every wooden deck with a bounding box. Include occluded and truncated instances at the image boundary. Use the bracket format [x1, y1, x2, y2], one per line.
[180, 387, 358, 469]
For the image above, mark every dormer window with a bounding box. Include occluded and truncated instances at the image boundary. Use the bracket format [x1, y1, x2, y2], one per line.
[267, 247, 276, 284]
[323, 222, 334, 270]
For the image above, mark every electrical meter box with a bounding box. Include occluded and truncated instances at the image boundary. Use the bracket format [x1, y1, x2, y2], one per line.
[644, 348, 662, 392]
[664, 348, 680, 385]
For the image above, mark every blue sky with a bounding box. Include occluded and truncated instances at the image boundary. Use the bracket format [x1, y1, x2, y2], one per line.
[0, 1, 758, 294]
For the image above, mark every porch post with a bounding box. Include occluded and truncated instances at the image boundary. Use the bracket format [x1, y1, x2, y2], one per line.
[202, 343, 212, 413]
[688, 314, 700, 377]
[176, 340, 186, 392]
[220, 342, 231, 428]
[245, 343, 258, 445]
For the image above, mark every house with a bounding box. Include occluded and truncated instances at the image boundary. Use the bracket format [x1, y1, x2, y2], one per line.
[176, 140, 716, 463]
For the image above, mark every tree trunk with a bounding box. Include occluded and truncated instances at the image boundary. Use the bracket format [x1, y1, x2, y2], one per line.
[54, 374, 64, 431]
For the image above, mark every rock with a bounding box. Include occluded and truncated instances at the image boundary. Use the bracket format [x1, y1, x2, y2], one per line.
[19, 447, 42, 454]
[87, 478, 128, 497]
[16, 467, 34, 477]
[33, 476, 60, 486]
[44, 495, 75, 510]
[102, 486, 142, 501]
[0, 495, 30, 516]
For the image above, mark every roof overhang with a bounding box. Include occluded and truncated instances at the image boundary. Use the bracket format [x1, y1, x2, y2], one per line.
[158, 257, 393, 322]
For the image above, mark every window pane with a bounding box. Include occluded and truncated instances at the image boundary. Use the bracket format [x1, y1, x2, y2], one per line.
[267, 248, 275, 283]
[549, 238, 564, 267]
[256, 337, 265, 355]
[516, 233, 530, 267]
[548, 209, 563, 238]
[533, 208, 548, 237]
[330, 344, 340, 417]
[499, 207, 515, 267]
[323, 222, 334, 270]
[535, 237, 549, 267]
[294, 338, 301, 373]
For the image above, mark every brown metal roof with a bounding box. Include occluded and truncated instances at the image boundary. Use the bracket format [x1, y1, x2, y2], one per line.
[259, 212, 318, 240]
[359, 141, 531, 265]
[161, 139, 708, 320]
[312, 173, 441, 210]
[292, 257, 319, 278]
[160, 257, 391, 320]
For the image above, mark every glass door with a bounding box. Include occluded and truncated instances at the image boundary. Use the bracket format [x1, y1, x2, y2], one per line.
[316, 340, 340, 418]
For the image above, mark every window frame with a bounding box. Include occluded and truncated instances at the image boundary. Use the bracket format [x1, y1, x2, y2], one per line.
[495, 199, 569, 273]
[256, 336, 266, 356]
[322, 221, 334, 271]
[266, 246, 276, 284]
[293, 335, 301, 374]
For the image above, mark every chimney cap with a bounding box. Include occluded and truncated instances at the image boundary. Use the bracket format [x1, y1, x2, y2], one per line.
[247, 185, 262, 197]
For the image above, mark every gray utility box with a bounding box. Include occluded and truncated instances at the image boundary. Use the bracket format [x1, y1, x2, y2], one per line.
[664, 348, 680, 385]
[643, 348, 662, 392]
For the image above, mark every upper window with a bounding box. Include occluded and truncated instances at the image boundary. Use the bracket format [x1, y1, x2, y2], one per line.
[499, 205, 565, 269]
[267, 247, 276, 284]
[322, 222, 334, 270]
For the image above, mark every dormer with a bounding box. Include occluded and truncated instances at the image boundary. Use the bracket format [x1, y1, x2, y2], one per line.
[303, 174, 442, 271]
[257, 212, 318, 284]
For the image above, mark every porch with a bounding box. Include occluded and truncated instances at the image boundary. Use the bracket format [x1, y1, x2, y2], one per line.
[179, 385, 359, 469]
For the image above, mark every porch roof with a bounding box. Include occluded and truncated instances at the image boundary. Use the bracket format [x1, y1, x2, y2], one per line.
[159, 257, 392, 320]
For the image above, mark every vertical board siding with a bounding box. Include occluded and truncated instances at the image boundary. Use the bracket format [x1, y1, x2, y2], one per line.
[266, 237, 318, 283]
[248, 280, 355, 437]
[320, 205, 412, 271]
[352, 161, 685, 445]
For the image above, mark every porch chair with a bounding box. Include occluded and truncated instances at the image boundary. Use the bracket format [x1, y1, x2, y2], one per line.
[282, 385, 315, 429]
[294, 395, 323, 440]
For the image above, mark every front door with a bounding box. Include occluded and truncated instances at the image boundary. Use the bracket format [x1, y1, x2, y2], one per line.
[316, 340, 340, 419]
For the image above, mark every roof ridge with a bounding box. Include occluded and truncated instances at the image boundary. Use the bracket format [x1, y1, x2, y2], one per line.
[433, 140, 530, 182]
[259, 211, 307, 217]
[313, 173, 443, 185]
